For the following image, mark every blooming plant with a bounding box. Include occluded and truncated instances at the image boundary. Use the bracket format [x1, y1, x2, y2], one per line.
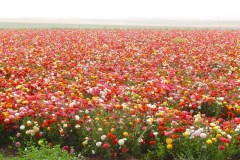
[0, 29, 240, 159]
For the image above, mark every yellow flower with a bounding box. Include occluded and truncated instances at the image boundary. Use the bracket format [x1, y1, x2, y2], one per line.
[33, 126, 39, 132]
[183, 132, 190, 137]
[162, 102, 167, 106]
[22, 100, 29, 105]
[95, 117, 99, 121]
[110, 128, 115, 132]
[156, 112, 164, 117]
[82, 140, 88, 146]
[212, 138, 217, 142]
[16, 85, 23, 90]
[123, 132, 128, 137]
[167, 144, 173, 149]
[166, 138, 173, 144]
[216, 133, 221, 138]
[2, 112, 9, 117]
[206, 139, 212, 144]
[229, 130, 234, 134]
[213, 126, 219, 131]
[146, 118, 154, 124]
[38, 140, 43, 145]
[6, 88, 12, 92]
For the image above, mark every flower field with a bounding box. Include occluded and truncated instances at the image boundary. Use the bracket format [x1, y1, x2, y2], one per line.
[0, 29, 240, 159]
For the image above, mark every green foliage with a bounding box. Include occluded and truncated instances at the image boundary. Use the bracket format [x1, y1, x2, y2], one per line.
[199, 102, 224, 118]
[0, 153, 5, 159]
[170, 136, 239, 160]
[142, 144, 166, 160]
[12, 144, 80, 160]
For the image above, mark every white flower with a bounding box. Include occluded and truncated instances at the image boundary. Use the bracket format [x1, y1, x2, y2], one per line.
[190, 126, 195, 130]
[25, 130, 31, 135]
[200, 133, 207, 139]
[227, 135, 232, 139]
[138, 138, 143, 143]
[75, 115, 80, 121]
[20, 125, 25, 130]
[221, 131, 226, 135]
[199, 128, 204, 132]
[101, 135, 106, 141]
[30, 130, 35, 136]
[210, 123, 216, 127]
[118, 139, 125, 146]
[98, 128, 102, 132]
[27, 121, 32, 125]
[96, 142, 102, 147]
[236, 125, 240, 129]
[153, 132, 158, 136]
[193, 130, 201, 137]
[92, 150, 95, 154]
[218, 97, 224, 101]
[75, 124, 80, 129]
[15, 113, 20, 117]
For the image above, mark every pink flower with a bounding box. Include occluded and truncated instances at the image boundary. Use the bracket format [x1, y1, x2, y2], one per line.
[62, 146, 69, 151]
[16, 133, 21, 137]
[9, 115, 15, 120]
[70, 148, 75, 155]
[15, 142, 20, 148]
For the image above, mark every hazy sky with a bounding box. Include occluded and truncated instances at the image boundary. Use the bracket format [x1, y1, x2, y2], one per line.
[0, 0, 239, 21]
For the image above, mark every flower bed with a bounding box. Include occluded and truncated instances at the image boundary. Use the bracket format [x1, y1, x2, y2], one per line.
[0, 29, 240, 159]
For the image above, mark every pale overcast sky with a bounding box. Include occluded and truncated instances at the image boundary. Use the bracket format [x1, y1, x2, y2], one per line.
[0, 0, 239, 21]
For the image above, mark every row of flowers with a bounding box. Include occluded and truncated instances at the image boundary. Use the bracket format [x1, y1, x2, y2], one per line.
[0, 29, 240, 159]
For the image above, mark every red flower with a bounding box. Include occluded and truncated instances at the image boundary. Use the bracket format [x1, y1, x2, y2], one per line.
[62, 146, 69, 151]
[219, 145, 225, 150]
[219, 137, 231, 144]
[138, 140, 143, 145]
[172, 134, 179, 139]
[112, 152, 118, 157]
[103, 143, 109, 149]
[149, 140, 155, 145]
[122, 147, 128, 153]
[112, 138, 118, 145]
[149, 132, 155, 138]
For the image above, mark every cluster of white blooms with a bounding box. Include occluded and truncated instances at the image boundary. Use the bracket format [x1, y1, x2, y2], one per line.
[24, 121, 40, 136]
[183, 127, 207, 139]
[235, 124, 240, 132]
